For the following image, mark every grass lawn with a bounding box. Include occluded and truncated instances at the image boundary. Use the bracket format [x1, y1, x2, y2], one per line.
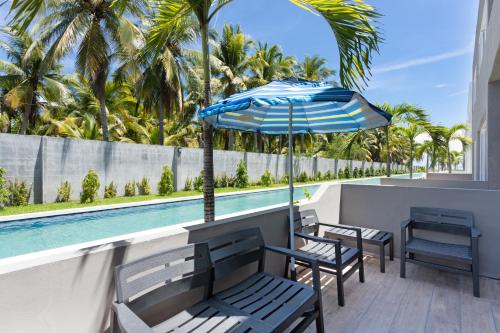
[0, 173, 411, 217]
[0, 183, 300, 217]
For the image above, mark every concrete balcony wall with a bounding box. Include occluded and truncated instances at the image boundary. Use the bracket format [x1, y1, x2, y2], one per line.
[337, 184, 500, 279]
[426, 172, 473, 181]
[380, 178, 490, 189]
[0, 205, 292, 333]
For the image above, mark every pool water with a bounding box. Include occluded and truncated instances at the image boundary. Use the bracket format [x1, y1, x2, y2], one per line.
[0, 174, 421, 259]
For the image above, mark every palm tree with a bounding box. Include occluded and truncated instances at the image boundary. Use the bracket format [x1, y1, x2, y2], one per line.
[424, 125, 446, 172]
[295, 55, 335, 81]
[12, 0, 382, 222]
[248, 42, 296, 87]
[396, 118, 426, 178]
[0, 28, 71, 134]
[441, 123, 471, 173]
[212, 24, 253, 150]
[378, 103, 428, 177]
[140, 11, 198, 145]
[33, 0, 145, 141]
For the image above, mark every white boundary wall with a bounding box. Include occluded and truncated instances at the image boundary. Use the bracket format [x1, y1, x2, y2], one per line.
[0, 133, 404, 203]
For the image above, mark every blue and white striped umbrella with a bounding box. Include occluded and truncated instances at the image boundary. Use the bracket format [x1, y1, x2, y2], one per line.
[199, 79, 391, 134]
[198, 79, 391, 277]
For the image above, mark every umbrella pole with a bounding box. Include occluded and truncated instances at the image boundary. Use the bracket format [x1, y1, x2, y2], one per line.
[288, 103, 296, 281]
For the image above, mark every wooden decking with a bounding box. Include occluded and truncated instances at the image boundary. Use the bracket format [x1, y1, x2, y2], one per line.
[297, 256, 500, 333]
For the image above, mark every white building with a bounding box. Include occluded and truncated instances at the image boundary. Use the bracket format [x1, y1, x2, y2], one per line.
[470, 0, 500, 187]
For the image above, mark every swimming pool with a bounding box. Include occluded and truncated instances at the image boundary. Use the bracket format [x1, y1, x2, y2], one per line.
[0, 174, 421, 259]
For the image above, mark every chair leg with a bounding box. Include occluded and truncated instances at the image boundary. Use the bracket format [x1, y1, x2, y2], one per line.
[358, 255, 365, 283]
[315, 299, 325, 333]
[400, 254, 406, 278]
[389, 238, 394, 261]
[284, 256, 290, 278]
[336, 270, 345, 307]
[472, 262, 480, 297]
[379, 244, 386, 273]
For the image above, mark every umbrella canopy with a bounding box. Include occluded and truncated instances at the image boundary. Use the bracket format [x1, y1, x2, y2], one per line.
[200, 79, 391, 134]
[198, 79, 391, 279]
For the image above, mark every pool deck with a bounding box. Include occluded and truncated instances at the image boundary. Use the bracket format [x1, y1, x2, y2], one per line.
[297, 256, 500, 333]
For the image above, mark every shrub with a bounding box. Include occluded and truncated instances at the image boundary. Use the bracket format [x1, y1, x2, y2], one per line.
[184, 178, 193, 191]
[370, 166, 375, 176]
[337, 168, 344, 179]
[56, 181, 71, 203]
[220, 174, 234, 187]
[315, 171, 322, 181]
[298, 171, 308, 183]
[260, 170, 273, 187]
[125, 181, 136, 197]
[235, 160, 249, 188]
[137, 177, 151, 195]
[353, 167, 359, 178]
[104, 182, 117, 199]
[158, 166, 174, 195]
[214, 176, 221, 188]
[80, 170, 100, 203]
[8, 179, 32, 206]
[344, 166, 351, 179]
[359, 168, 365, 178]
[0, 168, 10, 209]
[279, 174, 289, 184]
[324, 170, 332, 180]
[194, 170, 204, 192]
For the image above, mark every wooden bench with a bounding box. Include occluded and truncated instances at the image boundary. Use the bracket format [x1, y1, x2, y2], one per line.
[325, 225, 394, 273]
[400, 207, 481, 297]
[112, 228, 325, 333]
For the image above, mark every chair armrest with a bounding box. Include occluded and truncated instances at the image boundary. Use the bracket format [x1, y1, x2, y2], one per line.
[401, 219, 412, 229]
[471, 227, 481, 238]
[265, 245, 319, 265]
[112, 303, 154, 333]
[264, 245, 322, 294]
[295, 232, 340, 245]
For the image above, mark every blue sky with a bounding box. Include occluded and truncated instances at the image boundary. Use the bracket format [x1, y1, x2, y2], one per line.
[0, 0, 478, 127]
[213, 0, 478, 127]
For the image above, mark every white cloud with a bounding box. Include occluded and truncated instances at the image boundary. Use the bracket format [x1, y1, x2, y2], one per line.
[373, 47, 473, 74]
[434, 83, 446, 88]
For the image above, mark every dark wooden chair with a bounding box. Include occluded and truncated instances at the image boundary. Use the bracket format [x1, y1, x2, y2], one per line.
[206, 228, 324, 333]
[287, 209, 364, 306]
[112, 228, 325, 333]
[401, 207, 481, 297]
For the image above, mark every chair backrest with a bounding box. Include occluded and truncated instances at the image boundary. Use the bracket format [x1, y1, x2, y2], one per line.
[293, 209, 320, 235]
[207, 228, 265, 280]
[114, 243, 212, 314]
[410, 207, 474, 236]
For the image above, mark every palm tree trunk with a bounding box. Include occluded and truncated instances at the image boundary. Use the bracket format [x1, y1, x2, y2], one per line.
[409, 141, 413, 179]
[20, 89, 34, 135]
[98, 94, 109, 141]
[158, 93, 165, 146]
[278, 135, 283, 154]
[447, 146, 452, 173]
[228, 129, 234, 150]
[385, 125, 391, 177]
[300, 134, 305, 154]
[201, 21, 215, 223]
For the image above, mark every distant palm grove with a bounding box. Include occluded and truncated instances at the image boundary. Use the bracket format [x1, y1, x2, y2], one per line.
[0, 0, 468, 175]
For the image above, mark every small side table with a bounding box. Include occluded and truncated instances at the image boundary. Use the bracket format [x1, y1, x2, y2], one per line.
[325, 225, 394, 273]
